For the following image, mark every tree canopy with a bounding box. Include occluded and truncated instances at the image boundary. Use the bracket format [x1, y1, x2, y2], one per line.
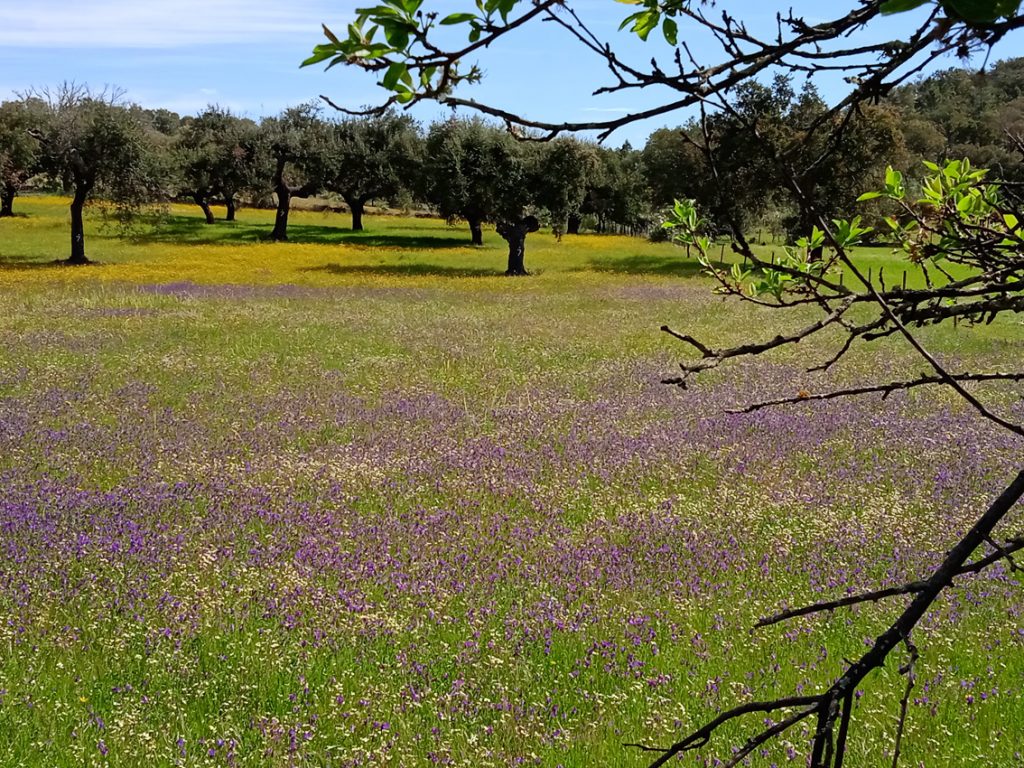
[326, 111, 422, 231]
[29, 85, 161, 264]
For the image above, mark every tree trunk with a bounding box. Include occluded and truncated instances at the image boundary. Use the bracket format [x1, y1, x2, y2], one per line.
[193, 193, 215, 224]
[497, 216, 539, 276]
[0, 184, 14, 217]
[269, 158, 292, 241]
[225, 195, 236, 222]
[566, 214, 581, 235]
[797, 204, 824, 261]
[467, 216, 483, 246]
[346, 196, 365, 231]
[270, 188, 291, 241]
[68, 185, 90, 265]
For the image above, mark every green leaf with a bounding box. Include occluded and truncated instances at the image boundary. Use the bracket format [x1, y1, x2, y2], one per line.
[301, 45, 338, 68]
[662, 17, 678, 45]
[322, 24, 343, 45]
[856, 191, 883, 201]
[496, 0, 516, 22]
[382, 62, 407, 90]
[440, 12, 477, 24]
[635, 11, 659, 40]
[880, 0, 929, 12]
[942, 0, 1018, 22]
[381, 21, 411, 49]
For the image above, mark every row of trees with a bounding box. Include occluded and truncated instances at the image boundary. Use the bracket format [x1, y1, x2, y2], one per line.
[2, 58, 1023, 271]
[0, 87, 599, 273]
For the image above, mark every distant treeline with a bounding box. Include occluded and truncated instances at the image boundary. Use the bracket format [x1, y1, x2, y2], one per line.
[1, 57, 1022, 252]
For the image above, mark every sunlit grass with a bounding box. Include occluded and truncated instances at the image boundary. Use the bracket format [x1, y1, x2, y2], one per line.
[1, 197, 1022, 767]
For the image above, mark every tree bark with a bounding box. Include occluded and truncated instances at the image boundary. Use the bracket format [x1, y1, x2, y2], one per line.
[270, 159, 292, 241]
[224, 195, 236, 222]
[271, 188, 291, 241]
[567, 213, 581, 235]
[0, 184, 14, 217]
[345, 195, 365, 231]
[467, 215, 483, 246]
[193, 193, 215, 224]
[497, 216, 539, 276]
[68, 185, 90, 265]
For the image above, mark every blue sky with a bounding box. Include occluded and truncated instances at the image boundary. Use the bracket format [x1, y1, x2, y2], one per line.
[0, 0, 1014, 146]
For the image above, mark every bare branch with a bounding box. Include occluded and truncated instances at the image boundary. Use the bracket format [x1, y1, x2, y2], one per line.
[890, 636, 919, 768]
[663, 298, 855, 386]
[728, 372, 1024, 414]
[756, 536, 1024, 629]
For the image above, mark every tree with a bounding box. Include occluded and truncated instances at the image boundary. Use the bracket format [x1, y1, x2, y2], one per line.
[175, 106, 260, 224]
[421, 117, 525, 247]
[528, 137, 598, 237]
[29, 85, 160, 264]
[326, 112, 422, 231]
[260, 104, 333, 242]
[576, 143, 649, 234]
[0, 98, 46, 217]
[306, 0, 1024, 765]
[640, 127, 707, 212]
[891, 57, 1024, 182]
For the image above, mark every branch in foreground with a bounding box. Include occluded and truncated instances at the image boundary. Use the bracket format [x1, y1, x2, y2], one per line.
[633, 470, 1024, 767]
[890, 637, 919, 768]
[727, 372, 1024, 414]
[624, 695, 820, 766]
[755, 537, 1024, 629]
[660, 298, 855, 386]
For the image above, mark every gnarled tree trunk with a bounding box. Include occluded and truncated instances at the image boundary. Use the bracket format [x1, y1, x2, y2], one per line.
[344, 195, 365, 231]
[0, 183, 16, 217]
[192, 192, 215, 224]
[497, 215, 539, 276]
[270, 184, 291, 241]
[68, 184, 91, 265]
[566, 213, 581, 235]
[467, 215, 483, 246]
[224, 194, 236, 222]
[270, 158, 293, 241]
[269, 158, 318, 242]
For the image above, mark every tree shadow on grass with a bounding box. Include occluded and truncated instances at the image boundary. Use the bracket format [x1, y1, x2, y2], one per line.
[585, 254, 711, 277]
[129, 214, 476, 250]
[302, 262, 500, 278]
[0, 254, 95, 270]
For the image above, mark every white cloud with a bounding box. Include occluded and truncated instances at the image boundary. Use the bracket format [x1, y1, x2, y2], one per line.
[0, 0, 348, 48]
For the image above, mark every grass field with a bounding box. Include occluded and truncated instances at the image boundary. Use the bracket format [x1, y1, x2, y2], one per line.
[1, 196, 1023, 767]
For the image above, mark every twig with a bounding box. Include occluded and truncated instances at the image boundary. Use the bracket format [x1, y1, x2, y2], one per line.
[756, 537, 1024, 629]
[890, 636, 919, 768]
[728, 372, 1024, 414]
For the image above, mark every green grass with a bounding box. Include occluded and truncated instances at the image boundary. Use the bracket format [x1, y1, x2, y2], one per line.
[0, 196, 1022, 767]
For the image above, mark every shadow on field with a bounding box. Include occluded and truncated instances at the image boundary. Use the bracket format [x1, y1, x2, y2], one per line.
[332, 233, 475, 249]
[0, 254, 82, 270]
[303, 263, 499, 278]
[130, 214, 474, 250]
[586, 254, 710, 276]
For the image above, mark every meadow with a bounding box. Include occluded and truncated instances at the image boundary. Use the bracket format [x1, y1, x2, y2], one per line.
[1, 197, 1022, 767]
